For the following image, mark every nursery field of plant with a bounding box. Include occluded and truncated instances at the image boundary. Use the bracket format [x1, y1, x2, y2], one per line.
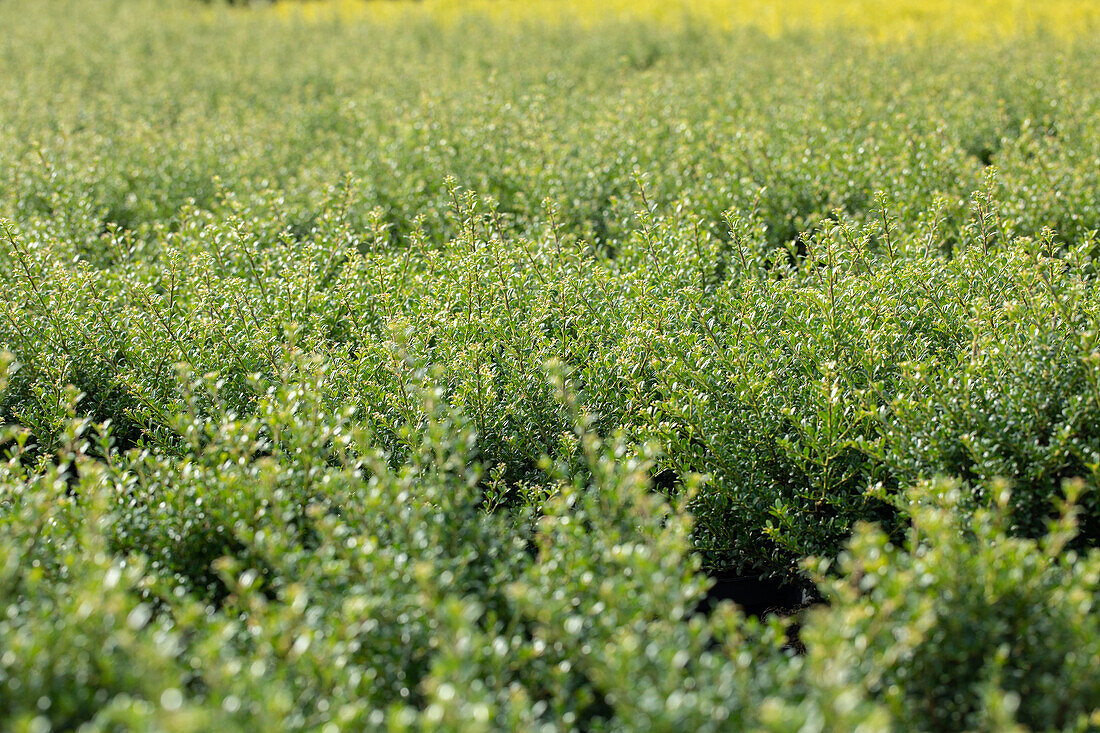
[3, 0, 1100, 729]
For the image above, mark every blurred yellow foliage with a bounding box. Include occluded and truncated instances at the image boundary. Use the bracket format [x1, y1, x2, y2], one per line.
[267, 0, 1100, 42]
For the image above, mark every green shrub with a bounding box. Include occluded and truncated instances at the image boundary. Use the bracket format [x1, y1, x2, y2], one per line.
[0, 357, 793, 730]
[5, 183, 1100, 577]
[781, 479, 1100, 732]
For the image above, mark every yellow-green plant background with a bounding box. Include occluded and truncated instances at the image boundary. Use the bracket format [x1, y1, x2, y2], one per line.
[266, 0, 1100, 42]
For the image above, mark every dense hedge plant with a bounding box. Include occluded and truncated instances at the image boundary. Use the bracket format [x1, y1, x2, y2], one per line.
[784, 478, 1100, 732]
[4, 182, 1099, 576]
[0, 359, 792, 730]
[3, 0, 1100, 727]
[3, 354, 1099, 730]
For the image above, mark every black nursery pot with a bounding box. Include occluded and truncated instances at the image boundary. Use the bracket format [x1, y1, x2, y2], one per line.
[696, 572, 820, 619]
